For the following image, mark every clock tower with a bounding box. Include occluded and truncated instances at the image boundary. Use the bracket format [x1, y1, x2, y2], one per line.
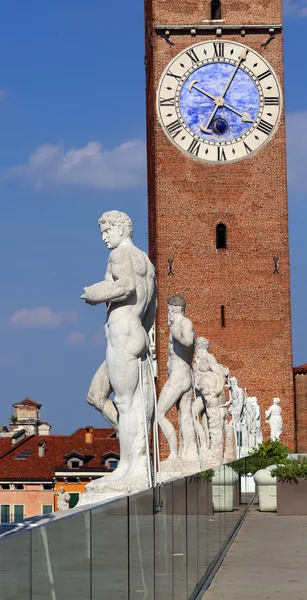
[145, 1, 295, 450]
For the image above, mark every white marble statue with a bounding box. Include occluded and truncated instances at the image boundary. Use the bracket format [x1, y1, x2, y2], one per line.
[246, 396, 263, 449]
[57, 487, 70, 512]
[158, 295, 199, 475]
[228, 377, 245, 450]
[265, 398, 283, 441]
[192, 338, 229, 464]
[79, 211, 156, 502]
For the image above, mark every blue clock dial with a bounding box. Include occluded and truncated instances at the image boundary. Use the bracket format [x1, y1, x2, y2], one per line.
[180, 63, 260, 142]
[157, 40, 282, 164]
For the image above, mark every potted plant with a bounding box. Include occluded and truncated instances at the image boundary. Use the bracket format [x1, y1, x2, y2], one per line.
[230, 441, 289, 512]
[271, 459, 307, 516]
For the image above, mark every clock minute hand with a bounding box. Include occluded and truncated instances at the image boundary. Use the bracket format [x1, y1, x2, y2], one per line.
[220, 48, 248, 99]
[200, 49, 248, 134]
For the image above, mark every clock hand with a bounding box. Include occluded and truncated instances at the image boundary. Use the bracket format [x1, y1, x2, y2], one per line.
[200, 48, 248, 134]
[199, 105, 253, 133]
[188, 80, 217, 102]
[223, 102, 253, 122]
[220, 48, 247, 99]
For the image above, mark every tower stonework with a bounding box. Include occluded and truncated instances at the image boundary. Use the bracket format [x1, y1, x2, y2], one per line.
[145, 1, 295, 451]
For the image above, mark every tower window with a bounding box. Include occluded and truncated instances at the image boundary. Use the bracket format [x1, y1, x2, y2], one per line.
[221, 305, 226, 328]
[216, 223, 227, 249]
[211, 0, 222, 20]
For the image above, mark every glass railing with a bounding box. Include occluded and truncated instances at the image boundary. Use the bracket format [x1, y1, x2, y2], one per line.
[0, 459, 255, 600]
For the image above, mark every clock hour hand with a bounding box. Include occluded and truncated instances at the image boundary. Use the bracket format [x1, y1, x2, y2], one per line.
[188, 80, 217, 102]
[189, 81, 222, 133]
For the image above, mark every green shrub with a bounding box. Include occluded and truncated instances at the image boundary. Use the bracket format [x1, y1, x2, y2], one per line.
[190, 469, 215, 482]
[230, 440, 290, 476]
[271, 458, 307, 484]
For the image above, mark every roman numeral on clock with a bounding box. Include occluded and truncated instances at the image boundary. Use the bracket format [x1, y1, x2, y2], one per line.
[186, 48, 199, 64]
[258, 69, 271, 81]
[243, 142, 252, 155]
[213, 42, 225, 58]
[217, 147, 227, 161]
[187, 139, 201, 156]
[264, 97, 279, 106]
[257, 119, 274, 136]
[160, 97, 175, 107]
[166, 69, 181, 82]
[166, 119, 183, 139]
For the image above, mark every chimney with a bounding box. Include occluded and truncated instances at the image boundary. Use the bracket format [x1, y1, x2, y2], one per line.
[85, 426, 94, 444]
[38, 423, 51, 436]
[38, 440, 46, 457]
[12, 428, 26, 445]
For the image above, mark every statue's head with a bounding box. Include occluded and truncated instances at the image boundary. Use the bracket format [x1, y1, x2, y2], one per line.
[167, 295, 186, 326]
[60, 486, 65, 493]
[273, 397, 280, 405]
[195, 337, 210, 351]
[229, 376, 238, 387]
[98, 210, 133, 250]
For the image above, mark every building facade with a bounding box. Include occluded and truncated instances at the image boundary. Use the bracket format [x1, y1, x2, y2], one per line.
[145, 0, 295, 454]
[294, 365, 307, 453]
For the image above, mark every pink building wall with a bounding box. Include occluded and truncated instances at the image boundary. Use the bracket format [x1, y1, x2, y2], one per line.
[0, 487, 55, 520]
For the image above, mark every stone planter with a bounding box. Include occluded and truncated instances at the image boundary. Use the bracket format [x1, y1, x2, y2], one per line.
[253, 466, 277, 512]
[277, 479, 307, 516]
[212, 465, 239, 512]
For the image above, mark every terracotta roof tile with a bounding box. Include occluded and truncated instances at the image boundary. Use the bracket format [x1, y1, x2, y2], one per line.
[293, 364, 307, 375]
[0, 428, 119, 481]
[12, 397, 42, 408]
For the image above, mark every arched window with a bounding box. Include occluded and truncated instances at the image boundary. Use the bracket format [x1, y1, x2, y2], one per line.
[216, 223, 227, 249]
[211, 0, 222, 20]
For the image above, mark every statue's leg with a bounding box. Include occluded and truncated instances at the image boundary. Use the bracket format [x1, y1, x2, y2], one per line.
[192, 394, 209, 451]
[110, 350, 141, 479]
[158, 380, 181, 461]
[178, 388, 199, 462]
[87, 360, 118, 431]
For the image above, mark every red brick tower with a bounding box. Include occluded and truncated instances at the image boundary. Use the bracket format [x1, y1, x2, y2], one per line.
[145, 0, 295, 450]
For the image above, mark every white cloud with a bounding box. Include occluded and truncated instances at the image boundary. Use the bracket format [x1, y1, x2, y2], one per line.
[66, 331, 86, 346]
[3, 139, 146, 190]
[284, 0, 307, 16]
[10, 307, 79, 329]
[66, 328, 106, 348]
[286, 111, 307, 195]
[0, 90, 7, 103]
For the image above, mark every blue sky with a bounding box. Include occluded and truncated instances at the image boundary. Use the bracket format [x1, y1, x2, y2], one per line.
[0, 0, 306, 433]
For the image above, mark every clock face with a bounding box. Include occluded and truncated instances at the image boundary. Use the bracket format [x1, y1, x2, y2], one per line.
[157, 40, 282, 164]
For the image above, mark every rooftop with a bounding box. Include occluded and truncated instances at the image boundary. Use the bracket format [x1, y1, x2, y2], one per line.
[293, 364, 307, 375]
[0, 427, 119, 481]
[12, 396, 42, 408]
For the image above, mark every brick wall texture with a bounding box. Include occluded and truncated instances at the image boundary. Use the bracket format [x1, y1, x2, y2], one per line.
[294, 367, 307, 453]
[145, 0, 296, 456]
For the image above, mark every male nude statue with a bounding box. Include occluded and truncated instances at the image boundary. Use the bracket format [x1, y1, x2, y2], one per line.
[192, 337, 228, 461]
[81, 211, 156, 485]
[158, 295, 197, 465]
